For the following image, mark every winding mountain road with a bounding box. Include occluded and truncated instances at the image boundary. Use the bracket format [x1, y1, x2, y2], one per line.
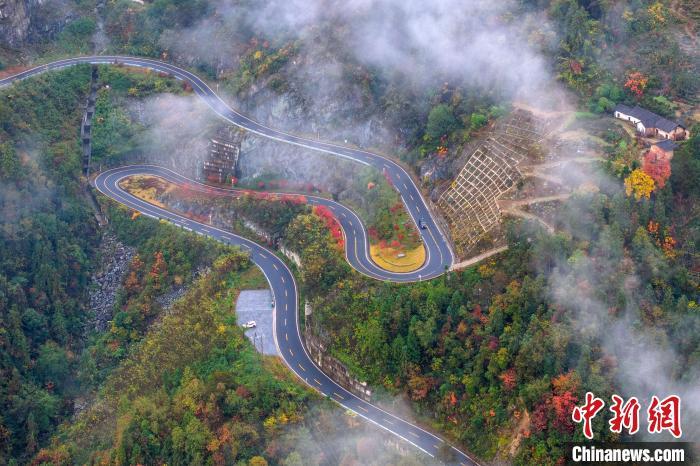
[1, 57, 478, 465]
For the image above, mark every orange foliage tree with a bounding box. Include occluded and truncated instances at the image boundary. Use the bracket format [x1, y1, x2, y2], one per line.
[642, 152, 671, 188]
[624, 71, 649, 98]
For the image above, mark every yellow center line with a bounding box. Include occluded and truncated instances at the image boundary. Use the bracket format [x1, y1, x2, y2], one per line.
[357, 405, 369, 413]
[314, 378, 322, 385]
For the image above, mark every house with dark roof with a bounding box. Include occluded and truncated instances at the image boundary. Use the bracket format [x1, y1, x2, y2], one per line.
[650, 139, 678, 158]
[614, 104, 689, 140]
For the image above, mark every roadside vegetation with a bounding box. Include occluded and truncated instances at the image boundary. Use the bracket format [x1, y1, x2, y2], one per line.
[0, 66, 427, 465]
[115, 131, 699, 465]
[0, 66, 96, 462]
[282, 132, 700, 464]
[37, 248, 318, 465]
[91, 65, 188, 166]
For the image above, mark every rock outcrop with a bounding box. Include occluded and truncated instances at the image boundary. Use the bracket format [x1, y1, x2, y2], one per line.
[0, 0, 30, 47]
[0, 0, 77, 48]
[88, 233, 135, 332]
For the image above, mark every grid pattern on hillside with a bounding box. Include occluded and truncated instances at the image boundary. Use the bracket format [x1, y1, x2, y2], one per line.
[438, 110, 552, 255]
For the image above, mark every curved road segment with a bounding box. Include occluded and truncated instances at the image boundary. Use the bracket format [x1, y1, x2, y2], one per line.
[1, 58, 478, 465]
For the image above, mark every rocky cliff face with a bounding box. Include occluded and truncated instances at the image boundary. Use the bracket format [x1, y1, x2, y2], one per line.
[0, 0, 31, 47]
[0, 0, 77, 48]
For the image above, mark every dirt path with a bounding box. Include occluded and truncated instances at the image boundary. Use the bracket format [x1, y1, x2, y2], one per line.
[450, 245, 509, 271]
[500, 205, 557, 233]
[499, 194, 571, 208]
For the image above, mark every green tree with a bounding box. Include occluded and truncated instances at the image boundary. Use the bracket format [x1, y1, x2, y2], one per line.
[426, 104, 458, 141]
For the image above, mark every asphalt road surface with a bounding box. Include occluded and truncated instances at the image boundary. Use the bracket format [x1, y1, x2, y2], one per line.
[1, 57, 478, 465]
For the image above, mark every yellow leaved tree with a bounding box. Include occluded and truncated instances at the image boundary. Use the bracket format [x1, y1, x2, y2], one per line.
[624, 169, 655, 199]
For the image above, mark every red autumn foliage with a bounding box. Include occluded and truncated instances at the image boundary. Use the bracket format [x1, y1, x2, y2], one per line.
[552, 371, 580, 395]
[552, 391, 578, 433]
[642, 151, 671, 188]
[382, 168, 394, 187]
[280, 193, 307, 205]
[313, 205, 344, 251]
[499, 369, 517, 391]
[472, 304, 488, 324]
[531, 398, 550, 432]
[569, 60, 583, 75]
[448, 391, 458, 406]
[389, 203, 402, 214]
[624, 71, 649, 98]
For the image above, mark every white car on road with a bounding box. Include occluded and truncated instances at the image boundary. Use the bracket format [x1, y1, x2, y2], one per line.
[242, 321, 256, 329]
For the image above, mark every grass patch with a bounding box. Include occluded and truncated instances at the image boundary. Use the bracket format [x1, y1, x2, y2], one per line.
[369, 243, 426, 272]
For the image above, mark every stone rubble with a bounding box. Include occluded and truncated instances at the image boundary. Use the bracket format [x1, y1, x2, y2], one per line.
[87, 233, 135, 332]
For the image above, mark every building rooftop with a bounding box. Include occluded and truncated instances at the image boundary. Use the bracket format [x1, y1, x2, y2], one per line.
[654, 139, 678, 152]
[614, 104, 684, 132]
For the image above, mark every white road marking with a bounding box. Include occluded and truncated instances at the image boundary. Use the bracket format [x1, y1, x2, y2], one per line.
[298, 363, 306, 372]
